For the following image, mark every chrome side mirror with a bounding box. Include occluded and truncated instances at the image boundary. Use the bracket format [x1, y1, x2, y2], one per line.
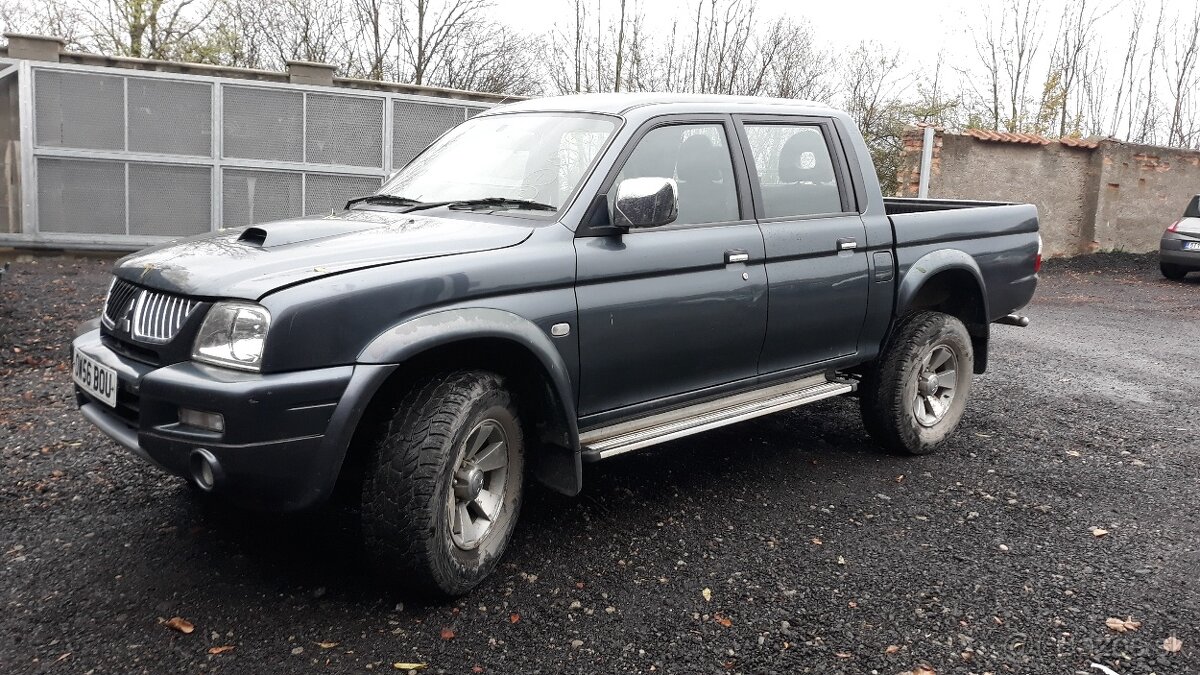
[612, 177, 678, 229]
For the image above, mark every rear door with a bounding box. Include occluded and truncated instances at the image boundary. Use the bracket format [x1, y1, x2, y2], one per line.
[733, 116, 871, 374]
[573, 116, 768, 417]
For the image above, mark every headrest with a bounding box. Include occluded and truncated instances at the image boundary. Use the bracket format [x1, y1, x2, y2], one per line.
[676, 134, 724, 183]
[778, 131, 834, 183]
[623, 129, 680, 180]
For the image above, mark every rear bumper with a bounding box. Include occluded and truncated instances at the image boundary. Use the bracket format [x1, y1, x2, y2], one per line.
[1160, 234, 1200, 269]
[72, 328, 394, 511]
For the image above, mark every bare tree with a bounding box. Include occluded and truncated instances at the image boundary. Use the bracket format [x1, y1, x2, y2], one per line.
[967, 2, 1004, 130]
[1002, 0, 1043, 132]
[1162, 3, 1200, 147]
[397, 0, 489, 86]
[1135, 4, 1167, 144]
[346, 0, 399, 80]
[1046, 0, 1109, 136]
[83, 0, 213, 60]
[0, 0, 89, 48]
[258, 0, 348, 67]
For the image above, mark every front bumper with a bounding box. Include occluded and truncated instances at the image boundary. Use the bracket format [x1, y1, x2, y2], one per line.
[72, 328, 394, 511]
[1160, 233, 1200, 269]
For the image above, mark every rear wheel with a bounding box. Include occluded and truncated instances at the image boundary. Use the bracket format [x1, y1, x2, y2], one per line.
[860, 311, 974, 455]
[1161, 262, 1188, 280]
[361, 370, 524, 598]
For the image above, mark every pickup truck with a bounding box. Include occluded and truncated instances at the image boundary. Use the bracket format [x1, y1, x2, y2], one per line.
[71, 93, 1039, 597]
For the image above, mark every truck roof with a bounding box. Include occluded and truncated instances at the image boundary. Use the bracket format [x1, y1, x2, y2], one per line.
[486, 92, 837, 118]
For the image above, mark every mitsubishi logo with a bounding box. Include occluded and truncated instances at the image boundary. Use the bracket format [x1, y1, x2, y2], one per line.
[119, 291, 139, 333]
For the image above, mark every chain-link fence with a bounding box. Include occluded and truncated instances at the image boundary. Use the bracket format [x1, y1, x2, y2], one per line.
[1, 58, 491, 249]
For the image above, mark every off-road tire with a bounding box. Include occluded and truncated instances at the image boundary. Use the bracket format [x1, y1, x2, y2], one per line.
[860, 311, 974, 455]
[361, 370, 524, 598]
[1161, 262, 1188, 280]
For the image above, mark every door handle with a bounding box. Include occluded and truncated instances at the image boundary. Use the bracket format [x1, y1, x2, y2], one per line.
[725, 249, 750, 264]
[836, 237, 858, 251]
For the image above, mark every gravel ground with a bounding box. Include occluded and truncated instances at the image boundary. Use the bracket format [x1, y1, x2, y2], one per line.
[1, 252, 1197, 675]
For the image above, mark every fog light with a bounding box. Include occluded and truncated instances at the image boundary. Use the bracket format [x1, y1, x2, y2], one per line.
[179, 408, 224, 432]
[189, 449, 219, 491]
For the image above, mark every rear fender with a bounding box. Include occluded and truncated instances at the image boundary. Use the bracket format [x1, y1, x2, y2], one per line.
[894, 249, 990, 372]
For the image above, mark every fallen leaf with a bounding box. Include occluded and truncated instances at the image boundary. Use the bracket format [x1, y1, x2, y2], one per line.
[1105, 616, 1141, 633]
[1163, 636, 1183, 653]
[316, 641, 339, 649]
[164, 617, 195, 634]
[439, 628, 456, 640]
[702, 588, 712, 602]
[393, 663, 427, 671]
[208, 646, 235, 655]
[1091, 528, 1109, 537]
[713, 613, 732, 627]
[810, 537, 822, 546]
[509, 613, 520, 624]
[885, 645, 901, 654]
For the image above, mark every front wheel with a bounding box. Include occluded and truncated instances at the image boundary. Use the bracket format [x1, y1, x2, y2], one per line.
[361, 370, 524, 598]
[860, 311, 974, 455]
[1161, 262, 1188, 280]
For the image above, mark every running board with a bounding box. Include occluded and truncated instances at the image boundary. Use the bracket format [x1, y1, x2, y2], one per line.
[579, 375, 855, 461]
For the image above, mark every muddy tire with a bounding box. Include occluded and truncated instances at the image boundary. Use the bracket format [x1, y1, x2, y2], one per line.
[361, 370, 524, 598]
[860, 311, 974, 455]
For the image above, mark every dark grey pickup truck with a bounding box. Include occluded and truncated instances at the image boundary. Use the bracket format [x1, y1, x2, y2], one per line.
[71, 93, 1039, 597]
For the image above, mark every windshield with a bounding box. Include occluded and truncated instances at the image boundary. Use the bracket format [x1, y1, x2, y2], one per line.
[377, 113, 618, 211]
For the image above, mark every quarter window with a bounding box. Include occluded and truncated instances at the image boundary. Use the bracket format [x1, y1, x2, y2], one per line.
[743, 124, 842, 218]
[612, 123, 739, 225]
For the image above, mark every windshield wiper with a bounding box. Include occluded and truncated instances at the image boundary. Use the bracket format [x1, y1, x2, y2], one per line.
[345, 194, 425, 209]
[443, 197, 557, 212]
[366, 196, 558, 214]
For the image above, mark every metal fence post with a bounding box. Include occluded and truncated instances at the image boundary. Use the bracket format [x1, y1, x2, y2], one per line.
[211, 81, 222, 231]
[16, 60, 37, 237]
[917, 126, 935, 199]
[383, 96, 394, 178]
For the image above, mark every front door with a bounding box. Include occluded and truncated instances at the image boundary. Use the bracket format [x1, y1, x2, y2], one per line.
[574, 119, 768, 417]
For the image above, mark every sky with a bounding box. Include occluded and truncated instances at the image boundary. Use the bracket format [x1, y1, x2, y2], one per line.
[499, 0, 965, 67]
[492, 0, 1198, 76]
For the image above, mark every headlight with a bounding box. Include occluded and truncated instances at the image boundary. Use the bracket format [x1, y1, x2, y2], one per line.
[192, 302, 271, 371]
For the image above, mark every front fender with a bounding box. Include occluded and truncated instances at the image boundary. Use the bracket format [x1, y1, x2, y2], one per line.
[359, 307, 581, 495]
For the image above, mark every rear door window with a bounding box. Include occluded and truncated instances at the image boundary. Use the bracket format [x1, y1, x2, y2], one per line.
[743, 124, 843, 219]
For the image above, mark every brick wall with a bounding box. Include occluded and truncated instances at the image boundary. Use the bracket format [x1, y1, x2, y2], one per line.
[897, 129, 1200, 257]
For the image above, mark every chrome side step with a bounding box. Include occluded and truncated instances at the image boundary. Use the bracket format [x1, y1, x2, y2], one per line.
[579, 375, 855, 461]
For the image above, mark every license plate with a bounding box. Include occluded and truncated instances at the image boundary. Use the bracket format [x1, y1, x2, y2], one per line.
[1184, 241, 1200, 251]
[73, 348, 118, 407]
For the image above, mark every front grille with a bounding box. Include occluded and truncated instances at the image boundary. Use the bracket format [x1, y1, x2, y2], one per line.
[131, 290, 200, 344]
[103, 278, 138, 325]
[101, 277, 201, 345]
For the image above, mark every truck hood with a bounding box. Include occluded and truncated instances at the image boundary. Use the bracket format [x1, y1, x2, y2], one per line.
[114, 211, 535, 299]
